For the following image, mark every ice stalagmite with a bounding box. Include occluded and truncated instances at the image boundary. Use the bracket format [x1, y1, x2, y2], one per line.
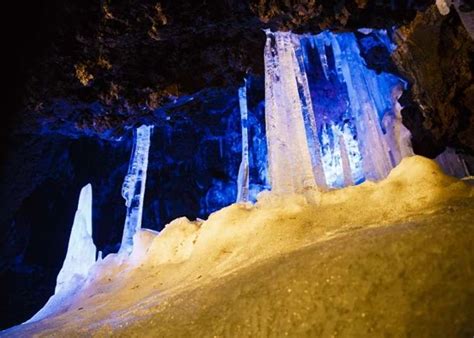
[236, 80, 250, 202]
[120, 125, 153, 254]
[26, 184, 96, 323]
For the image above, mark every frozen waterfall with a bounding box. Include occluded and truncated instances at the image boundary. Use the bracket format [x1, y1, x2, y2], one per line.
[26, 184, 96, 323]
[119, 125, 153, 254]
[264, 30, 413, 192]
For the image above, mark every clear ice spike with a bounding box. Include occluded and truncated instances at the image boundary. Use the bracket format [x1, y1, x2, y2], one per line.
[120, 125, 153, 254]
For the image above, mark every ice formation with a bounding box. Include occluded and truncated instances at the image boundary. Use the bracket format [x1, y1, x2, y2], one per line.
[120, 125, 153, 254]
[264, 30, 413, 192]
[236, 80, 250, 202]
[26, 184, 96, 323]
[264, 31, 322, 193]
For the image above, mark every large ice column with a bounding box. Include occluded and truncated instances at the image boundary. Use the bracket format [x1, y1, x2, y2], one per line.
[236, 80, 250, 202]
[264, 30, 322, 193]
[120, 125, 153, 254]
[26, 184, 96, 323]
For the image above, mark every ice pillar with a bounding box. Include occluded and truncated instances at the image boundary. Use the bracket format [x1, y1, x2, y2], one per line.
[236, 80, 250, 202]
[119, 125, 153, 254]
[264, 31, 319, 193]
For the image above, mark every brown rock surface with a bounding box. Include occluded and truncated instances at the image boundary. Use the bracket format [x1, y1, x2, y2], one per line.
[393, 6, 474, 155]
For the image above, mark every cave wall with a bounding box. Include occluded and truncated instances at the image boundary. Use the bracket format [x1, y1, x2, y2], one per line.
[393, 6, 474, 157]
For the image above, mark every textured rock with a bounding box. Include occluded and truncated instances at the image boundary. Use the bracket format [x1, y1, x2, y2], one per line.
[393, 6, 474, 156]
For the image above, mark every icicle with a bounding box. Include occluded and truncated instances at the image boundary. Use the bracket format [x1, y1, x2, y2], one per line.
[26, 184, 96, 323]
[327, 32, 345, 83]
[313, 35, 330, 81]
[236, 79, 250, 202]
[293, 36, 328, 189]
[119, 125, 153, 254]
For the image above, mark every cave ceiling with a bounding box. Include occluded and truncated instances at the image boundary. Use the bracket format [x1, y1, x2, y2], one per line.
[6, 0, 474, 154]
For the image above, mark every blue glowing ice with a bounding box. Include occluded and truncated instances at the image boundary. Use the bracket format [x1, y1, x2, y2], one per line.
[26, 184, 96, 323]
[264, 30, 413, 191]
[236, 80, 250, 202]
[120, 125, 153, 254]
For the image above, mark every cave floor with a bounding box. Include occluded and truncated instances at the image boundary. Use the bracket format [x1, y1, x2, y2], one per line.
[3, 157, 474, 337]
